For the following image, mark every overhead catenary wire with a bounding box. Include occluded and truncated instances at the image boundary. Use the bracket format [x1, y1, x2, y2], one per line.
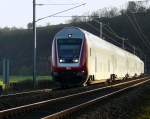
[92, 19, 132, 49]
[103, 24, 134, 50]
[101, 18, 145, 56]
[93, 19, 124, 39]
[44, 15, 94, 18]
[84, 22, 122, 46]
[36, 3, 86, 22]
[36, 3, 83, 6]
[124, 13, 150, 57]
[92, 15, 146, 57]
[93, 15, 146, 57]
[125, 13, 150, 51]
[84, 21, 144, 55]
[131, 13, 150, 46]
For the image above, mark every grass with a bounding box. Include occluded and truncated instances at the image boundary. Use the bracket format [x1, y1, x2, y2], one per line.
[0, 75, 52, 83]
[0, 80, 4, 87]
[9, 76, 52, 83]
[0, 76, 4, 87]
[0, 76, 52, 89]
[0, 75, 54, 94]
[135, 92, 150, 119]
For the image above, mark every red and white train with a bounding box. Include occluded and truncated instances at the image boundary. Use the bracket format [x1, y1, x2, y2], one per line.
[51, 27, 144, 86]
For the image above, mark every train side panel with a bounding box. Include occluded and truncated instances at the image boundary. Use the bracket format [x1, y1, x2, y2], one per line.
[83, 30, 144, 81]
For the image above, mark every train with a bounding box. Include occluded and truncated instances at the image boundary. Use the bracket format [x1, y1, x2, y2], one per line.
[51, 27, 144, 86]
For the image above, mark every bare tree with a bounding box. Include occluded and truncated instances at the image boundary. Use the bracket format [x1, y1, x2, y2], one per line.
[27, 22, 33, 29]
[109, 7, 119, 17]
[69, 16, 82, 24]
[127, 1, 137, 13]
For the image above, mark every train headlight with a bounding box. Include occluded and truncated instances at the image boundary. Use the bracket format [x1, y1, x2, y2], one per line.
[73, 59, 79, 63]
[59, 59, 65, 63]
[68, 34, 72, 38]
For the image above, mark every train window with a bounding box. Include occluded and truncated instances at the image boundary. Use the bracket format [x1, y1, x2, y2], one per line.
[60, 45, 80, 50]
[57, 38, 82, 63]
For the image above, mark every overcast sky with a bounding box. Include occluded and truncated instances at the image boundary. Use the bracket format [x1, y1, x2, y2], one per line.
[0, 0, 142, 28]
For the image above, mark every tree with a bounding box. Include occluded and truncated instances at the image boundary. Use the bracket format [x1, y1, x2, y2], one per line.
[69, 16, 82, 23]
[27, 22, 33, 29]
[120, 9, 127, 15]
[109, 7, 119, 17]
[137, 6, 146, 13]
[90, 11, 99, 21]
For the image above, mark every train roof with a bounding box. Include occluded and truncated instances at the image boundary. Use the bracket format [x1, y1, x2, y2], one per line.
[54, 26, 84, 39]
[79, 27, 143, 63]
[55, 27, 143, 63]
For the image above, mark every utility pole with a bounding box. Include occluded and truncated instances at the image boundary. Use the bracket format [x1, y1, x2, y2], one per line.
[3, 58, 10, 85]
[122, 38, 127, 49]
[100, 22, 102, 38]
[133, 46, 136, 55]
[99, 9, 102, 38]
[33, 0, 37, 88]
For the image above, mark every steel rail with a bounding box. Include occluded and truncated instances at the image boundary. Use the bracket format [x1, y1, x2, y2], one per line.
[0, 76, 149, 119]
[42, 78, 150, 119]
[0, 89, 52, 99]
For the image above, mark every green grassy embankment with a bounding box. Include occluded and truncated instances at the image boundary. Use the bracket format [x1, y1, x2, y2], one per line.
[0, 80, 4, 88]
[0, 76, 4, 89]
[0, 76, 55, 94]
[0, 76, 52, 83]
[8, 76, 52, 83]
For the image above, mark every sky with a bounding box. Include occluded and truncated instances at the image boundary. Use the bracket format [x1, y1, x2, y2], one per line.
[0, 0, 144, 28]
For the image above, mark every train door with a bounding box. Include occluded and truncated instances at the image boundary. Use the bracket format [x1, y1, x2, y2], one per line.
[110, 55, 115, 74]
[88, 47, 95, 76]
[95, 55, 97, 74]
[108, 60, 110, 74]
[126, 58, 129, 74]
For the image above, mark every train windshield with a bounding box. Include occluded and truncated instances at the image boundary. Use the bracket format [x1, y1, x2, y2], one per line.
[57, 38, 82, 63]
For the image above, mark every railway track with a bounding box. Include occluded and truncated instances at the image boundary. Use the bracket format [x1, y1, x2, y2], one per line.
[0, 89, 54, 111]
[0, 89, 52, 98]
[0, 82, 105, 111]
[0, 76, 149, 119]
[0, 76, 133, 110]
[0, 75, 145, 111]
